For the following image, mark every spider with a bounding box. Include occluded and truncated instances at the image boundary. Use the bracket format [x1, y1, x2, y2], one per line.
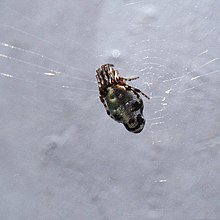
[96, 64, 150, 133]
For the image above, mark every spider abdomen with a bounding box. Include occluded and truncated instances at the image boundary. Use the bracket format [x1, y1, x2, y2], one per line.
[105, 86, 145, 133]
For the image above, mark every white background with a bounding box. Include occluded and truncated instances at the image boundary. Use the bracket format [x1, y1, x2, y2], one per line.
[0, 0, 220, 219]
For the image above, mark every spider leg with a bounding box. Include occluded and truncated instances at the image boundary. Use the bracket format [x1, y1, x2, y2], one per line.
[100, 64, 115, 85]
[120, 76, 140, 82]
[96, 67, 109, 86]
[96, 66, 112, 97]
[101, 63, 114, 68]
[125, 84, 150, 99]
[96, 69, 104, 88]
[113, 69, 120, 83]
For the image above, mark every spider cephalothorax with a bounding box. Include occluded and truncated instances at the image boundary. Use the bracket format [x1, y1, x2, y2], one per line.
[96, 64, 150, 133]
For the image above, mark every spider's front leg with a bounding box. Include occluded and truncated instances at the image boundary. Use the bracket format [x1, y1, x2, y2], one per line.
[101, 64, 114, 68]
[95, 74, 102, 89]
[98, 83, 109, 99]
[96, 69, 109, 88]
[125, 85, 150, 99]
[120, 76, 140, 82]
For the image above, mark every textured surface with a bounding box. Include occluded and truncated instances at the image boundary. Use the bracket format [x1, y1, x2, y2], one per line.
[0, 0, 220, 219]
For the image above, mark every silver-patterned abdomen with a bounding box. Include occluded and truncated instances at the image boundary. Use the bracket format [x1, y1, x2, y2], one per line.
[105, 85, 145, 133]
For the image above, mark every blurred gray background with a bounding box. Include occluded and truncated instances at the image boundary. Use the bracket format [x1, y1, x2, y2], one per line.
[0, 0, 220, 219]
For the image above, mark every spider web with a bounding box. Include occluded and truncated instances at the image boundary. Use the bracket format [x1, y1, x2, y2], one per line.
[0, 0, 220, 219]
